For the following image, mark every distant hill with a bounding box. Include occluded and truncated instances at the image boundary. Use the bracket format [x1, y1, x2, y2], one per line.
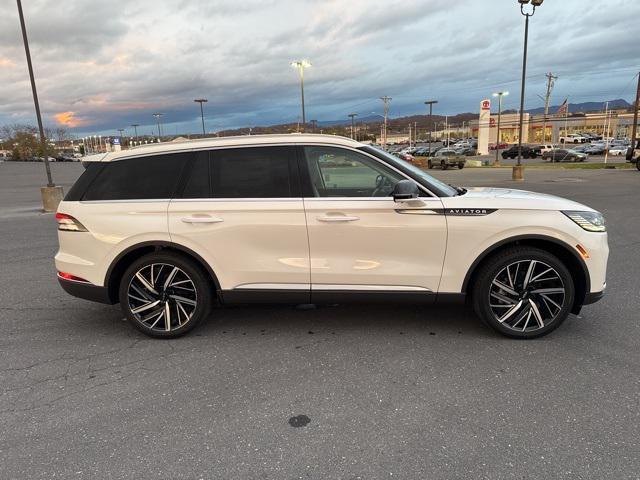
[215, 98, 633, 137]
[525, 99, 631, 115]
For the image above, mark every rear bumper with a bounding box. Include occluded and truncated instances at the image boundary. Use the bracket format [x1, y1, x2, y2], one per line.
[58, 277, 115, 304]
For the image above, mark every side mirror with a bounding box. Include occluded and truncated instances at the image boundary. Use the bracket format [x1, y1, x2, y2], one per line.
[392, 180, 420, 202]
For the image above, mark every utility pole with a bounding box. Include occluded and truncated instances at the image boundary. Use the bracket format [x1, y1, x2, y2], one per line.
[131, 124, 140, 141]
[380, 96, 392, 148]
[628, 72, 640, 160]
[117, 128, 125, 147]
[542, 72, 557, 144]
[348, 113, 358, 140]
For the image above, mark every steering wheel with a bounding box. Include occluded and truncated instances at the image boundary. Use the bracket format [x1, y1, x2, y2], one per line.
[372, 174, 392, 197]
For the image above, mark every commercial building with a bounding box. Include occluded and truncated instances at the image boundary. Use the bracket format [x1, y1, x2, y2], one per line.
[469, 109, 636, 145]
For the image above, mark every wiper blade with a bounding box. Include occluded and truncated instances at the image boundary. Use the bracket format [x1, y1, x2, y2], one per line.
[448, 184, 467, 196]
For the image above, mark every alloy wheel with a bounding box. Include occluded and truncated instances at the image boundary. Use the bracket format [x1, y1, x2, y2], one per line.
[127, 263, 197, 332]
[488, 259, 565, 333]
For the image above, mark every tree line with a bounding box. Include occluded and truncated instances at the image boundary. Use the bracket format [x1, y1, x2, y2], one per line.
[0, 124, 71, 160]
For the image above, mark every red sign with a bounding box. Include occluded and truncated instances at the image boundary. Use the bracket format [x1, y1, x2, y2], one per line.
[481, 100, 491, 110]
[490, 118, 496, 126]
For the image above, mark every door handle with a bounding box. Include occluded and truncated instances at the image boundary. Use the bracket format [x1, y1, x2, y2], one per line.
[181, 216, 224, 224]
[317, 215, 360, 222]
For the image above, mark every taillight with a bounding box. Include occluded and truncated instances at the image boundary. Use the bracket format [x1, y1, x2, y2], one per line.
[57, 271, 90, 283]
[55, 213, 88, 232]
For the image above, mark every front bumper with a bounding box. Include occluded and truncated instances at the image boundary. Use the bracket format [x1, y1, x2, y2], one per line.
[58, 276, 115, 304]
[583, 289, 605, 306]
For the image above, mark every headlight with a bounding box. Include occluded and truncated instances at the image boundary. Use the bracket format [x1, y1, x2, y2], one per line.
[563, 211, 606, 232]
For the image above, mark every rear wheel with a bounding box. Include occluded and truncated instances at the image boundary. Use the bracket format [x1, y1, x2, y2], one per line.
[119, 252, 213, 338]
[472, 247, 575, 339]
[427, 160, 433, 169]
[458, 163, 465, 169]
[441, 160, 448, 170]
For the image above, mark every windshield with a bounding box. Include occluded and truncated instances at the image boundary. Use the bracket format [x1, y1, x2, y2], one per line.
[359, 145, 458, 197]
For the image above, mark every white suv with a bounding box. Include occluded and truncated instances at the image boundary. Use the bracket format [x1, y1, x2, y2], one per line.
[55, 134, 608, 339]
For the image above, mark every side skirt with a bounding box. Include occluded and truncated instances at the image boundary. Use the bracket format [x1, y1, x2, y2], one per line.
[219, 289, 442, 305]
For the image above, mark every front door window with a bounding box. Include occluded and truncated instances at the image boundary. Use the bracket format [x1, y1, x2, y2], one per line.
[303, 146, 403, 198]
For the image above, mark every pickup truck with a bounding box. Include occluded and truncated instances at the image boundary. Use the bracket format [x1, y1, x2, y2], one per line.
[428, 149, 466, 170]
[559, 134, 588, 144]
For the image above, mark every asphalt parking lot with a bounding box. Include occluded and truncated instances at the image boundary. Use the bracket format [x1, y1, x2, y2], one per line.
[1, 161, 639, 479]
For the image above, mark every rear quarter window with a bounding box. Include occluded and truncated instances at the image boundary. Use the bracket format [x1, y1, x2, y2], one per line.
[81, 153, 191, 201]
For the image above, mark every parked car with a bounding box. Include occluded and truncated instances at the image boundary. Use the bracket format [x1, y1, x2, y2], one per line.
[489, 142, 509, 151]
[456, 147, 477, 156]
[536, 144, 555, 154]
[541, 148, 587, 162]
[400, 147, 418, 155]
[559, 134, 588, 144]
[608, 146, 628, 156]
[571, 145, 590, 154]
[501, 145, 539, 159]
[610, 139, 630, 147]
[429, 149, 466, 169]
[395, 152, 416, 162]
[55, 134, 608, 339]
[585, 144, 606, 155]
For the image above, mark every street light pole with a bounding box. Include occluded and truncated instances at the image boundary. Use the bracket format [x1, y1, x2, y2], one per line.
[16, 0, 63, 211]
[152, 113, 163, 139]
[424, 100, 438, 158]
[348, 113, 358, 139]
[131, 124, 139, 141]
[291, 60, 311, 131]
[514, 0, 544, 181]
[194, 98, 208, 136]
[493, 91, 509, 166]
[380, 96, 392, 148]
[17, 0, 52, 187]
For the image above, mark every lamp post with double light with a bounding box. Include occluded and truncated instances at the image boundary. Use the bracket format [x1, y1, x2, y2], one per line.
[514, 0, 544, 181]
[194, 99, 208, 136]
[493, 91, 508, 166]
[424, 100, 438, 157]
[152, 113, 163, 140]
[290, 60, 311, 131]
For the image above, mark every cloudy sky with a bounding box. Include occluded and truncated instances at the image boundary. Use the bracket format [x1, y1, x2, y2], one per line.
[0, 0, 638, 137]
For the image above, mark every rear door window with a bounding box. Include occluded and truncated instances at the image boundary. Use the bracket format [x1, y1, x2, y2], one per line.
[82, 153, 191, 200]
[209, 146, 295, 198]
[180, 151, 211, 198]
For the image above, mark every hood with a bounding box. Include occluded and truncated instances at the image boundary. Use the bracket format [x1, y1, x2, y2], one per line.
[440, 187, 594, 212]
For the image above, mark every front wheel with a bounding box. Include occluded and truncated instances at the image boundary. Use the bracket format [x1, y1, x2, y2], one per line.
[472, 247, 575, 339]
[119, 252, 213, 338]
[458, 163, 465, 169]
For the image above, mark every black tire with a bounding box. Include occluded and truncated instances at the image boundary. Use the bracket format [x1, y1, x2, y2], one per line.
[458, 163, 465, 169]
[427, 160, 433, 169]
[118, 251, 213, 338]
[637, 159, 640, 171]
[471, 247, 575, 339]
[441, 161, 448, 170]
